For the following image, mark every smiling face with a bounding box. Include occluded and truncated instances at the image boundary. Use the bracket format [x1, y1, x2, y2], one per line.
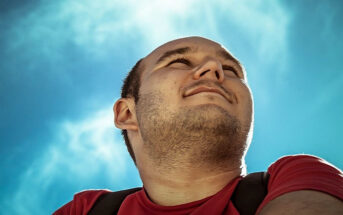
[134, 37, 253, 170]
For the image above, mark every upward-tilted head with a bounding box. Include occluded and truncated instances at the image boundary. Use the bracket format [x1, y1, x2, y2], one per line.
[115, 36, 254, 171]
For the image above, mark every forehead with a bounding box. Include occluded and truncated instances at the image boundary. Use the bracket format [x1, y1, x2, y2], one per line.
[146, 37, 228, 63]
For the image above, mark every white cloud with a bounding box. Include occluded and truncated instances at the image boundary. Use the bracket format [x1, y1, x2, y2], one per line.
[218, 0, 289, 59]
[6, 105, 135, 214]
[8, 0, 289, 61]
[52, 106, 129, 180]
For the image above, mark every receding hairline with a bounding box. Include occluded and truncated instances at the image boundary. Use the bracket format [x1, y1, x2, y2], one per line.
[145, 36, 222, 59]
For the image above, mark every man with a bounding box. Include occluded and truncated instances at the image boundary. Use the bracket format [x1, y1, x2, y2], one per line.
[54, 36, 343, 214]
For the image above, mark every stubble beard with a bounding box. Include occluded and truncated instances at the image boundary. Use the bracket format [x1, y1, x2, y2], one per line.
[136, 92, 250, 172]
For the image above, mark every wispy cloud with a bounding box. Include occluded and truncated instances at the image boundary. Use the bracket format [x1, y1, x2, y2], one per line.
[3, 105, 136, 214]
[5, 0, 289, 61]
[5, 0, 197, 61]
[218, 0, 289, 60]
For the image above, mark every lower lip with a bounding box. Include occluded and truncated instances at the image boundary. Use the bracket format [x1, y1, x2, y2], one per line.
[188, 91, 227, 100]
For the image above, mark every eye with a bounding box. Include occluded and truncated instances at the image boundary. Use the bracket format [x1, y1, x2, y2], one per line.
[167, 58, 191, 67]
[222, 65, 239, 77]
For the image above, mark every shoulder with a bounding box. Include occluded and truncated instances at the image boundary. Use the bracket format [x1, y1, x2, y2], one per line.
[267, 154, 340, 172]
[256, 154, 343, 214]
[53, 189, 110, 215]
[266, 154, 343, 194]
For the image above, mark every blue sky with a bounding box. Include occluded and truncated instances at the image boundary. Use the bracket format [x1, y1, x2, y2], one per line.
[1, 0, 343, 214]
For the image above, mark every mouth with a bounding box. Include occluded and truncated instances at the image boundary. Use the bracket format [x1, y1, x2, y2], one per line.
[183, 86, 233, 104]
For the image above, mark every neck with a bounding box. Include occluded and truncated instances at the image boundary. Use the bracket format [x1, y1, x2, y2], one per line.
[137, 158, 243, 206]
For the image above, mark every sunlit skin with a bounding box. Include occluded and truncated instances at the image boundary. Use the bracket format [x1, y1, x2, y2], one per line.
[140, 37, 252, 127]
[115, 36, 253, 206]
[114, 36, 343, 213]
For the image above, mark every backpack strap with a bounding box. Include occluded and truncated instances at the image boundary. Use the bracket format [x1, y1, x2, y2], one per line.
[88, 187, 142, 215]
[88, 172, 269, 215]
[232, 172, 270, 215]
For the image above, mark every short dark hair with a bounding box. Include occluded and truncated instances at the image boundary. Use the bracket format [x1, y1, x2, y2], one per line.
[120, 58, 144, 164]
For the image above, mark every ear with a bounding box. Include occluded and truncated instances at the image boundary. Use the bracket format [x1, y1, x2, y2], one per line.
[113, 98, 138, 131]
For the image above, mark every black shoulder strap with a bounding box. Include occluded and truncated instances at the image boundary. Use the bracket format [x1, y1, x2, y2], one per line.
[88, 172, 269, 215]
[88, 187, 142, 215]
[232, 172, 270, 215]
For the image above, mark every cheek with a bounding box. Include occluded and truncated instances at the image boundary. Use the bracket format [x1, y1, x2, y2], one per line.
[139, 76, 184, 112]
[141, 71, 183, 94]
[235, 81, 253, 113]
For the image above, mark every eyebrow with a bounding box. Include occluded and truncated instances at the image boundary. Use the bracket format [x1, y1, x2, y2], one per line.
[156, 47, 192, 65]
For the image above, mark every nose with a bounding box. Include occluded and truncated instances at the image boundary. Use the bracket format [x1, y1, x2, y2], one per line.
[193, 59, 224, 83]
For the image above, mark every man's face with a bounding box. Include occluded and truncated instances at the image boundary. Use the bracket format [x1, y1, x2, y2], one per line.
[134, 37, 253, 169]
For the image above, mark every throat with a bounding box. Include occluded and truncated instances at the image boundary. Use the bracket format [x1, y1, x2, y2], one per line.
[139, 163, 242, 206]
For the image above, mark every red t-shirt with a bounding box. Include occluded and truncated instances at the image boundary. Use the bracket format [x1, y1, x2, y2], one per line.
[54, 155, 343, 215]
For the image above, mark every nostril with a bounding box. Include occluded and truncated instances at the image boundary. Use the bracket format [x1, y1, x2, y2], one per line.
[200, 70, 210, 77]
[215, 71, 219, 79]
